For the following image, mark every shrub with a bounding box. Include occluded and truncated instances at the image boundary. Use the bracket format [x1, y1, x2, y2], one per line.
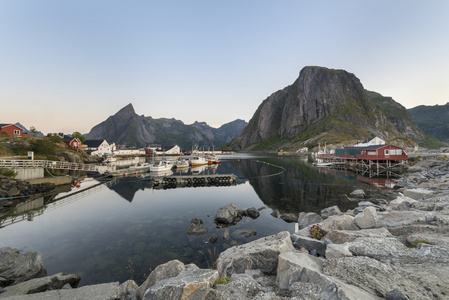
[0, 168, 17, 178]
[310, 224, 325, 240]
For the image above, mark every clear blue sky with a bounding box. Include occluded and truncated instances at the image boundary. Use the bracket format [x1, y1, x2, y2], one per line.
[1, 1, 448, 134]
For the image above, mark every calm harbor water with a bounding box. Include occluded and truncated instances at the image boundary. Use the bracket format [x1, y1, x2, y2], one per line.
[0, 153, 369, 286]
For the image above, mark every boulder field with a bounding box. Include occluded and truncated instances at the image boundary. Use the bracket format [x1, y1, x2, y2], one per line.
[2, 159, 449, 299]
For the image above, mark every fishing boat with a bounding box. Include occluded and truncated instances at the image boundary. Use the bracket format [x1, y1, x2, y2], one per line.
[190, 156, 208, 166]
[173, 158, 190, 169]
[206, 155, 221, 165]
[150, 160, 174, 172]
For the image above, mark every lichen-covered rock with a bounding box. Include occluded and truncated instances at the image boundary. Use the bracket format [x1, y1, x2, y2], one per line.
[214, 203, 238, 227]
[217, 231, 294, 278]
[187, 218, 207, 236]
[297, 212, 322, 230]
[276, 252, 378, 299]
[0, 247, 47, 287]
[137, 259, 185, 299]
[321, 215, 359, 232]
[143, 269, 218, 300]
[321, 205, 341, 219]
[0, 272, 81, 297]
[354, 207, 378, 229]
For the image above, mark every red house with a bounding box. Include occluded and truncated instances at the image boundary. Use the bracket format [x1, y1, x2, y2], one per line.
[0, 123, 23, 137]
[63, 136, 82, 150]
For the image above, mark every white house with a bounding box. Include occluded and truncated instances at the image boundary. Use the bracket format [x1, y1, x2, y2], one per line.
[84, 139, 114, 156]
[354, 137, 386, 147]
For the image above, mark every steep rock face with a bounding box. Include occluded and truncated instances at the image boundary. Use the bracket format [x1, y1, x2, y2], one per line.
[86, 104, 247, 149]
[367, 91, 425, 140]
[229, 66, 420, 151]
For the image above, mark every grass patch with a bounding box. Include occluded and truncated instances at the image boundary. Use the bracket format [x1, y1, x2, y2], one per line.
[0, 168, 17, 179]
[214, 276, 231, 285]
[408, 239, 430, 248]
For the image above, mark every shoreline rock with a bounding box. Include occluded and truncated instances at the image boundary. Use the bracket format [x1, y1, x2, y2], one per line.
[3, 159, 449, 299]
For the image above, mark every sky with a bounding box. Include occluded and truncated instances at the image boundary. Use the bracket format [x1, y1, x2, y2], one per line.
[1, 1, 448, 135]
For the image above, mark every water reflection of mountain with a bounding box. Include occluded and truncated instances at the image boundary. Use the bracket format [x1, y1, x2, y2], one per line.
[107, 178, 153, 202]
[229, 158, 367, 214]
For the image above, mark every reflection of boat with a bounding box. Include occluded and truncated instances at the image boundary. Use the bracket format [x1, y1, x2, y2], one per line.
[173, 158, 189, 169]
[102, 155, 117, 164]
[190, 156, 208, 166]
[150, 170, 173, 177]
[150, 161, 174, 172]
[314, 162, 333, 167]
[129, 162, 152, 172]
[191, 165, 207, 174]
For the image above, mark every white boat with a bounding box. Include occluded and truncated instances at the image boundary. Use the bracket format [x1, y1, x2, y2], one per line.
[206, 155, 221, 165]
[150, 160, 174, 172]
[314, 162, 333, 167]
[190, 156, 208, 166]
[173, 158, 189, 169]
[129, 162, 152, 172]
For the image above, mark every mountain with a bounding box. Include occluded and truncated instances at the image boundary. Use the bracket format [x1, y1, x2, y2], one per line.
[85, 104, 247, 149]
[14, 122, 44, 137]
[408, 103, 449, 143]
[227, 66, 428, 151]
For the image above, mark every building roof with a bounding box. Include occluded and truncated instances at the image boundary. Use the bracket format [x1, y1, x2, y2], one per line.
[346, 144, 404, 151]
[62, 135, 74, 143]
[0, 123, 15, 128]
[83, 139, 107, 147]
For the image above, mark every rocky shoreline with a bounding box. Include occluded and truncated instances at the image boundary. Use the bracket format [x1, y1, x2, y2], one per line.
[2, 158, 449, 299]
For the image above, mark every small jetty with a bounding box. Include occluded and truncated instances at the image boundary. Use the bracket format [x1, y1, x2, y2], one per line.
[152, 174, 237, 189]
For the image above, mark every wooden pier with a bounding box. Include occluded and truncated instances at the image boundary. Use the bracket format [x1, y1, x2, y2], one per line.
[152, 174, 237, 189]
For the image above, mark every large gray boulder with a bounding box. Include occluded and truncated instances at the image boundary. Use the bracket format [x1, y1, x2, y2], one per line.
[214, 203, 238, 227]
[137, 259, 185, 299]
[403, 188, 433, 200]
[212, 274, 263, 300]
[347, 237, 417, 263]
[321, 205, 341, 219]
[354, 207, 378, 229]
[0, 248, 47, 287]
[324, 228, 392, 244]
[0, 272, 81, 298]
[321, 215, 359, 232]
[290, 234, 326, 257]
[0, 282, 124, 300]
[275, 252, 378, 299]
[217, 231, 294, 278]
[186, 218, 207, 236]
[297, 212, 322, 230]
[143, 269, 218, 300]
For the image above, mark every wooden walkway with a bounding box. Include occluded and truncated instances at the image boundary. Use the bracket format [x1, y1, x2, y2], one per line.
[0, 159, 98, 172]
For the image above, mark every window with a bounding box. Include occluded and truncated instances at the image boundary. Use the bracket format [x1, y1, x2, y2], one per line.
[14, 130, 20, 135]
[367, 151, 376, 155]
[396, 150, 402, 155]
[385, 150, 389, 155]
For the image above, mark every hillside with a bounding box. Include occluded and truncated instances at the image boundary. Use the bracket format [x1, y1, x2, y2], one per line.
[367, 91, 445, 148]
[86, 104, 247, 149]
[227, 66, 427, 151]
[408, 103, 449, 144]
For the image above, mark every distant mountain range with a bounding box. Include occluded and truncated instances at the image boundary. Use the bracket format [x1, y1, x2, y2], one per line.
[85, 104, 247, 150]
[226, 66, 442, 151]
[15, 122, 44, 137]
[408, 103, 449, 143]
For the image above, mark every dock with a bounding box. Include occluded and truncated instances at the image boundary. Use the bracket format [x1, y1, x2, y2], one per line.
[152, 174, 237, 189]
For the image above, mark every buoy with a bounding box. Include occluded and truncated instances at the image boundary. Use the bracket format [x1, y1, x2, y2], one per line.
[75, 183, 81, 188]
[124, 173, 128, 177]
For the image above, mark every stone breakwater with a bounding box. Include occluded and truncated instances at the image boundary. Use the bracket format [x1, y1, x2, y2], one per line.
[0, 175, 55, 209]
[2, 159, 449, 299]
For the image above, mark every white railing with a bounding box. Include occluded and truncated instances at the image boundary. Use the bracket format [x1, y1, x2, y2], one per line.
[0, 160, 98, 172]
